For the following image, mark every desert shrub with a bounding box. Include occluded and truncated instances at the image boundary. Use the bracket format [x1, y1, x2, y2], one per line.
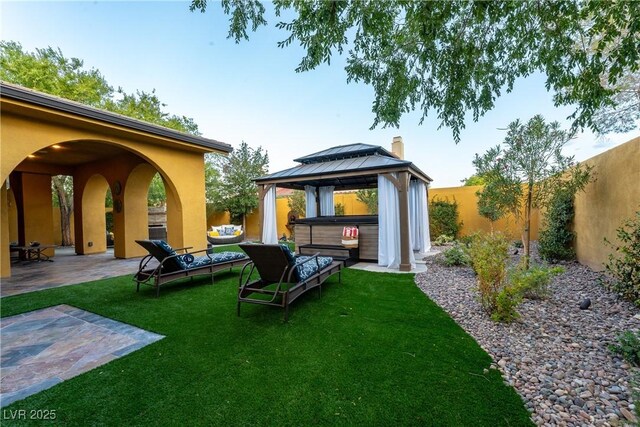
[468, 232, 509, 313]
[433, 234, 454, 246]
[429, 197, 462, 239]
[442, 243, 470, 266]
[459, 235, 474, 247]
[604, 211, 640, 306]
[609, 330, 640, 367]
[539, 189, 576, 261]
[492, 285, 523, 323]
[334, 203, 345, 216]
[509, 265, 564, 300]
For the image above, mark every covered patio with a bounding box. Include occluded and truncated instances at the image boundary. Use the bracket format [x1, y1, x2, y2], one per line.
[1, 83, 232, 279]
[255, 139, 433, 272]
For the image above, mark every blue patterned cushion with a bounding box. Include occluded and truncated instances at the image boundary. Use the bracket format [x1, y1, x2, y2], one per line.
[280, 244, 296, 264]
[152, 240, 188, 270]
[211, 251, 247, 263]
[154, 240, 176, 256]
[294, 255, 333, 282]
[181, 252, 246, 269]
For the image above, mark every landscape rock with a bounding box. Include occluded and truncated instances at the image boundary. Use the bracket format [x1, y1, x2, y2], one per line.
[416, 242, 638, 426]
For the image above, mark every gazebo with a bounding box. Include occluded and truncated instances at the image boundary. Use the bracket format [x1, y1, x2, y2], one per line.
[254, 139, 432, 271]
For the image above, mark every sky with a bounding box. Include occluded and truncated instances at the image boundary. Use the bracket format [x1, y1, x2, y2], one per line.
[1, 1, 637, 187]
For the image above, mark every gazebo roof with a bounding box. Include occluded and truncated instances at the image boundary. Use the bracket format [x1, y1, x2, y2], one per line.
[293, 143, 396, 164]
[256, 143, 432, 190]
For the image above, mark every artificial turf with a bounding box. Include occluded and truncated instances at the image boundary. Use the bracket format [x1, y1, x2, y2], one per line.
[1, 254, 533, 426]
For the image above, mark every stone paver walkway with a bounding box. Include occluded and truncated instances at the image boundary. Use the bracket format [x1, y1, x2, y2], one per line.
[0, 304, 163, 407]
[1, 247, 151, 297]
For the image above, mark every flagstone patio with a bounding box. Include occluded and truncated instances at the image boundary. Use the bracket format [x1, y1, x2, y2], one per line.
[0, 304, 163, 407]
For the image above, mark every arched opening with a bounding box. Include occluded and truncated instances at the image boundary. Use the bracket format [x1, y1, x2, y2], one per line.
[79, 174, 109, 254]
[122, 165, 182, 257]
[147, 172, 167, 241]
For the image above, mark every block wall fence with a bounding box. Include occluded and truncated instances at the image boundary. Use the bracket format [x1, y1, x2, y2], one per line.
[208, 136, 638, 272]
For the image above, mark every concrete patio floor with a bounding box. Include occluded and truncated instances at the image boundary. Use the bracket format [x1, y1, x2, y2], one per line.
[1, 247, 151, 298]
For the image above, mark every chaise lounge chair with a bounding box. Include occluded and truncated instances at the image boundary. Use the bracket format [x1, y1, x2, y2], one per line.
[237, 243, 342, 321]
[134, 240, 249, 296]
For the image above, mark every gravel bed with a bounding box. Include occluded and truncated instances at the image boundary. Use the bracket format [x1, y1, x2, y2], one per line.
[415, 243, 639, 426]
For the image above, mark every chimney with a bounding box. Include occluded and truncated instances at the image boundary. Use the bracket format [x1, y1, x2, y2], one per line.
[391, 136, 404, 160]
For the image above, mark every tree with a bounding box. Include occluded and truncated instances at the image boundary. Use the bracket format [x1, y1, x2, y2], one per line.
[473, 115, 591, 268]
[591, 71, 640, 135]
[190, 1, 639, 140]
[461, 175, 486, 186]
[51, 176, 74, 246]
[287, 190, 305, 217]
[147, 173, 166, 207]
[215, 141, 269, 231]
[356, 189, 378, 214]
[0, 42, 204, 243]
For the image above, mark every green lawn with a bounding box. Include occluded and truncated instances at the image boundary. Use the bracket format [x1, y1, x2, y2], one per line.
[1, 257, 532, 426]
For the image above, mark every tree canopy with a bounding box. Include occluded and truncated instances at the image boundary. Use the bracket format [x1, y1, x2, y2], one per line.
[473, 114, 592, 267]
[211, 142, 269, 228]
[191, 0, 639, 140]
[0, 41, 214, 243]
[0, 41, 201, 134]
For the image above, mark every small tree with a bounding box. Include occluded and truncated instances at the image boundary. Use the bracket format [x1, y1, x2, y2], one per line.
[461, 175, 486, 186]
[429, 197, 462, 239]
[215, 141, 269, 231]
[287, 190, 305, 217]
[538, 165, 593, 261]
[356, 189, 378, 214]
[473, 115, 585, 268]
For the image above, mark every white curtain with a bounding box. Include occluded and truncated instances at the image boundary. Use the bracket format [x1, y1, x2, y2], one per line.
[409, 180, 431, 253]
[378, 174, 401, 268]
[262, 185, 277, 244]
[305, 185, 317, 218]
[319, 186, 335, 216]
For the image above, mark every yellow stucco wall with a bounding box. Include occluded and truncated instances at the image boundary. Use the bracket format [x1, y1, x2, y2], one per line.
[0, 185, 9, 276]
[574, 137, 640, 271]
[21, 173, 56, 257]
[429, 185, 540, 240]
[7, 188, 18, 242]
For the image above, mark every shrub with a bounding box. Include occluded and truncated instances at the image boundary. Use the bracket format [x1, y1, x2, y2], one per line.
[433, 234, 454, 246]
[512, 240, 523, 249]
[459, 235, 474, 247]
[468, 232, 509, 313]
[604, 211, 640, 306]
[609, 330, 640, 367]
[492, 285, 522, 323]
[442, 243, 470, 267]
[539, 189, 576, 261]
[334, 203, 345, 216]
[429, 197, 462, 239]
[509, 265, 564, 300]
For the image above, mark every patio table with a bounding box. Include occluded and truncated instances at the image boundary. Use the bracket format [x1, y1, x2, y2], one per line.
[10, 245, 56, 262]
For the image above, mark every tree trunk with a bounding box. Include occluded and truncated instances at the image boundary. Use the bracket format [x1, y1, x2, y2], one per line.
[242, 213, 247, 237]
[523, 183, 533, 269]
[53, 177, 73, 246]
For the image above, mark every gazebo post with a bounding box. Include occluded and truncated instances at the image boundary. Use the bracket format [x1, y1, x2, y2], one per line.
[398, 171, 411, 271]
[315, 187, 321, 217]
